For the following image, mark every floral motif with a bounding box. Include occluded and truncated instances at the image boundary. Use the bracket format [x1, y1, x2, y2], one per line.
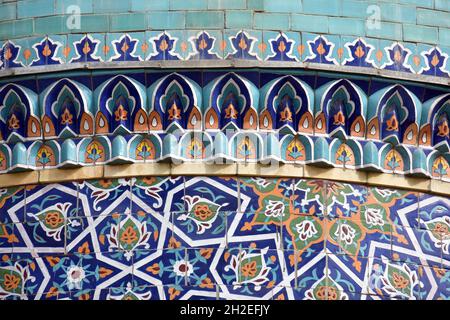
[421, 216, 450, 254]
[224, 247, 271, 290]
[377, 257, 420, 299]
[178, 195, 224, 234]
[85, 141, 104, 163]
[108, 214, 151, 260]
[335, 223, 356, 245]
[304, 270, 348, 300]
[27, 203, 71, 241]
[264, 200, 286, 218]
[108, 282, 152, 300]
[173, 260, 194, 277]
[296, 220, 318, 241]
[0, 262, 35, 299]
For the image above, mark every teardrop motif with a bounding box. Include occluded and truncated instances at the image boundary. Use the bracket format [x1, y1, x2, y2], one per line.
[317, 119, 322, 130]
[263, 116, 269, 128]
[209, 116, 214, 126]
[139, 114, 145, 124]
[99, 117, 105, 128]
[370, 125, 376, 135]
[303, 117, 309, 129]
[407, 130, 413, 140]
[152, 117, 157, 127]
[191, 115, 197, 125]
[354, 122, 360, 133]
[83, 120, 90, 130]
[422, 133, 427, 143]
[31, 122, 37, 133]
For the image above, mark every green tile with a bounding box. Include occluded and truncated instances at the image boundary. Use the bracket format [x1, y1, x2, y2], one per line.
[417, 8, 450, 28]
[403, 24, 438, 44]
[399, 0, 433, 8]
[111, 13, 146, 32]
[78, 14, 110, 33]
[35, 15, 69, 35]
[379, 3, 416, 24]
[55, 0, 93, 14]
[12, 19, 34, 39]
[329, 17, 364, 36]
[435, 0, 450, 11]
[303, 0, 340, 16]
[291, 14, 329, 33]
[263, 0, 301, 13]
[365, 21, 402, 41]
[208, 0, 246, 9]
[0, 21, 13, 39]
[131, 0, 169, 11]
[18, 0, 55, 18]
[148, 11, 185, 30]
[186, 11, 224, 29]
[226, 10, 253, 29]
[254, 13, 289, 30]
[170, 0, 207, 10]
[247, 0, 264, 10]
[0, 3, 16, 21]
[439, 28, 450, 45]
[341, 0, 368, 18]
[93, 0, 130, 13]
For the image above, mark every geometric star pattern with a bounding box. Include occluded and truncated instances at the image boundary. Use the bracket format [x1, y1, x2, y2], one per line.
[1, 176, 449, 300]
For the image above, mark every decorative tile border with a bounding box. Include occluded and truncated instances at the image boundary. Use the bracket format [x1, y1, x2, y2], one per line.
[1, 32, 450, 81]
[0, 69, 448, 183]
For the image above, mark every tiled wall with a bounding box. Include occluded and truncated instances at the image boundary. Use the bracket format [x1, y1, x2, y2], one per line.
[0, 176, 449, 300]
[0, 0, 449, 46]
[0, 69, 449, 181]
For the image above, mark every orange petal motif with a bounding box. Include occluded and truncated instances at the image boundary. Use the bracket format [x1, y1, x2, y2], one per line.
[355, 45, 365, 58]
[386, 114, 399, 131]
[42, 45, 52, 57]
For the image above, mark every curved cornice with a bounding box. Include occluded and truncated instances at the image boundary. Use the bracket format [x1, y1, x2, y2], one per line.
[0, 163, 448, 197]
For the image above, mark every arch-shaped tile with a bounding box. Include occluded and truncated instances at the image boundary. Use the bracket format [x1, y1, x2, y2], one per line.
[260, 75, 314, 134]
[39, 78, 93, 139]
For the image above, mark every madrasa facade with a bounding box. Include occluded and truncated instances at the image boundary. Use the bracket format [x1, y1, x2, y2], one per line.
[0, 0, 449, 300]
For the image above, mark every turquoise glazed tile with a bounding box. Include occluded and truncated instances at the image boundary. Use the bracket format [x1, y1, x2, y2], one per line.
[364, 37, 380, 68]
[146, 31, 183, 61]
[303, 32, 339, 65]
[178, 30, 197, 61]
[380, 41, 416, 74]
[223, 29, 239, 60]
[242, 29, 262, 61]
[377, 39, 396, 71]
[415, 43, 434, 76]
[283, 31, 302, 62]
[261, 31, 278, 62]
[400, 41, 420, 74]
[419, 45, 450, 78]
[263, 31, 301, 62]
[440, 45, 450, 77]
[13, 37, 42, 67]
[187, 30, 223, 60]
[223, 29, 260, 60]
[106, 32, 145, 62]
[2, 40, 24, 69]
[66, 33, 106, 64]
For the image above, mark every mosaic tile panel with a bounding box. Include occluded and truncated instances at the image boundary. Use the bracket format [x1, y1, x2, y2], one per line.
[1, 176, 449, 300]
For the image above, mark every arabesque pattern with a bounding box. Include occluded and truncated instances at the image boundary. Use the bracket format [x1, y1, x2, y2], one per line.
[0, 176, 449, 300]
[0, 69, 449, 181]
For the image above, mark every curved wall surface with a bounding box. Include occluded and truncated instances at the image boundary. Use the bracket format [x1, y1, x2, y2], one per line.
[0, 0, 449, 300]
